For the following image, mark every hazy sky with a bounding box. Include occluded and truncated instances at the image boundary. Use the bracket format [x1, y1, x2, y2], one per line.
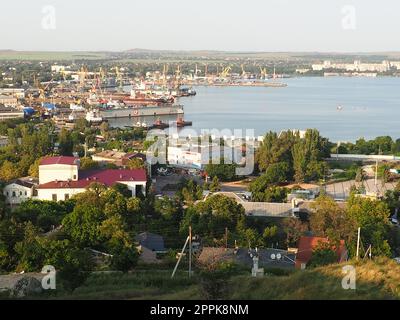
[1, 0, 399, 52]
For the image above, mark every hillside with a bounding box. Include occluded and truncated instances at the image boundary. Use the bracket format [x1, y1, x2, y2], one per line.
[227, 257, 400, 300]
[7, 257, 397, 300]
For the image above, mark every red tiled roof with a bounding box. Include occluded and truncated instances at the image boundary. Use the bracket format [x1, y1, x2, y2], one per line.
[295, 236, 347, 268]
[40, 156, 79, 166]
[37, 169, 147, 189]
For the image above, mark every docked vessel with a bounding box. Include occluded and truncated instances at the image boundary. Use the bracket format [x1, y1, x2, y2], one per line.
[150, 119, 170, 130]
[86, 110, 103, 123]
[99, 104, 184, 119]
[176, 117, 192, 127]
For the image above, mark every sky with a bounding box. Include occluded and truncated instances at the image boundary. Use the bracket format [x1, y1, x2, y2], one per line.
[1, 0, 399, 52]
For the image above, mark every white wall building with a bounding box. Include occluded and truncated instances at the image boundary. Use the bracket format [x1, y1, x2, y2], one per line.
[167, 143, 242, 169]
[39, 156, 80, 184]
[3, 178, 38, 205]
[312, 60, 391, 73]
[35, 156, 147, 201]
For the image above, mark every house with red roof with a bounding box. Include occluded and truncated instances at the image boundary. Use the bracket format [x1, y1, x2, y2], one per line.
[36, 156, 147, 202]
[295, 236, 348, 269]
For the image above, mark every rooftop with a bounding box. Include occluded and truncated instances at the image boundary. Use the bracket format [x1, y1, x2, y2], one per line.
[37, 168, 147, 189]
[295, 236, 347, 268]
[40, 156, 79, 166]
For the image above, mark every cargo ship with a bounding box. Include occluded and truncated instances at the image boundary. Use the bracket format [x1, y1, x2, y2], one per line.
[98, 104, 184, 119]
[88, 89, 175, 106]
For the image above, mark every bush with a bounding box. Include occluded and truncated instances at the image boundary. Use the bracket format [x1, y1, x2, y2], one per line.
[198, 262, 237, 300]
[110, 247, 139, 273]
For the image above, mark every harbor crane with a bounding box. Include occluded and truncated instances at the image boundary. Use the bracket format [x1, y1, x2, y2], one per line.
[241, 64, 247, 78]
[174, 64, 182, 89]
[78, 66, 88, 91]
[113, 67, 124, 92]
[162, 64, 169, 86]
[220, 65, 232, 79]
[259, 67, 268, 80]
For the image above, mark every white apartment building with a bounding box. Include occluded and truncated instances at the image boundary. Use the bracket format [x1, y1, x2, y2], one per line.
[167, 143, 242, 170]
[312, 60, 391, 73]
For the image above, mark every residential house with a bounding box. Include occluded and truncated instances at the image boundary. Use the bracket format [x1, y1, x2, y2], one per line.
[92, 150, 146, 167]
[36, 156, 147, 201]
[198, 247, 296, 269]
[135, 232, 166, 252]
[3, 178, 39, 205]
[295, 236, 348, 269]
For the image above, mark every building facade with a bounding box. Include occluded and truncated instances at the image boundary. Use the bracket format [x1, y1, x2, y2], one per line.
[36, 156, 147, 201]
[3, 178, 38, 205]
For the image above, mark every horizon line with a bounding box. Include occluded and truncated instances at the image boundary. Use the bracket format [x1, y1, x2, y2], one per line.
[2, 49, 400, 55]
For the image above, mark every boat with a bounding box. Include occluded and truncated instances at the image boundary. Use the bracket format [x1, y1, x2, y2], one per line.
[150, 119, 169, 130]
[69, 103, 85, 111]
[179, 87, 197, 97]
[122, 90, 175, 106]
[86, 110, 103, 123]
[176, 117, 192, 127]
[134, 121, 148, 128]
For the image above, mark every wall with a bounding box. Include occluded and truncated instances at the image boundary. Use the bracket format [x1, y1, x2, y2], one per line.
[3, 183, 33, 205]
[36, 181, 146, 201]
[36, 187, 85, 201]
[39, 164, 79, 184]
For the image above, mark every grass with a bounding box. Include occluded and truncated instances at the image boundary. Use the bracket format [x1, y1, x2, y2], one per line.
[4, 257, 400, 300]
[228, 257, 400, 300]
[48, 270, 197, 300]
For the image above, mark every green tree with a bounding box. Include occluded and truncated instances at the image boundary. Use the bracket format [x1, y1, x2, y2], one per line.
[62, 204, 105, 247]
[307, 242, 338, 268]
[256, 131, 297, 173]
[205, 161, 237, 181]
[310, 195, 355, 245]
[28, 158, 42, 178]
[0, 160, 21, 181]
[346, 196, 391, 257]
[209, 176, 221, 192]
[59, 128, 73, 156]
[109, 246, 139, 273]
[80, 157, 99, 170]
[126, 158, 145, 169]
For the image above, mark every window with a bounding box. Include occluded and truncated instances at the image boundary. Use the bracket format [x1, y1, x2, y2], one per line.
[19, 191, 22, 196]
[25, 191, 27, 196]
[73, 175, 77, 180]
[65, 194, 70, 200]
[12, 191, 16, 198]
[52, 194, 57, 202]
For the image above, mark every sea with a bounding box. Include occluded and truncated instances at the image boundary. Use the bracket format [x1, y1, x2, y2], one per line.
[109, 77, 400, 143]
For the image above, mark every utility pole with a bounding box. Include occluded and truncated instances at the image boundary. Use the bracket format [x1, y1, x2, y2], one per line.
[171, 235, 189, 279]
[189, 226, 192, 278]
[356, 227, 361, 260]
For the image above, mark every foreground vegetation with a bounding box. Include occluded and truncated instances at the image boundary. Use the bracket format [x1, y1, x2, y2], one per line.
[5, 257, 398, 300]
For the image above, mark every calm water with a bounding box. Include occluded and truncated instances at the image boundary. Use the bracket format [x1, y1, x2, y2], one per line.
[113, 77, 400, 142]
